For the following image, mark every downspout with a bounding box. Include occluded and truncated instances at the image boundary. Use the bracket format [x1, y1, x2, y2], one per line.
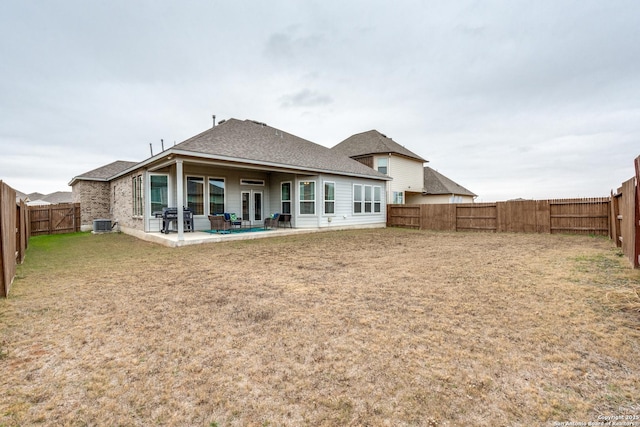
[387, 153, 392, 204]
[318, 176, 322, 229]
[176, 160, 184, 242]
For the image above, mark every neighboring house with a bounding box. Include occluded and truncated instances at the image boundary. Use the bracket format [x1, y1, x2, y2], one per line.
[332, 130, 427, 205]
[41, 191, 73, 204]
[406, 167, 477, 204]
[332, 130, 477, 204]
[15, 191, 74, 206]
[69, 119, 390, 240]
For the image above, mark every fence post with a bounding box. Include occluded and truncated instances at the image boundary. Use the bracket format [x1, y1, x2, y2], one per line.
[0, 181, 18, 297]
[634, 156, 640, 268]
[48, 205, 53, 234]
[18, 200, 28, 263]
[0, 181, 5, 297]
[611, 190, 622, 247]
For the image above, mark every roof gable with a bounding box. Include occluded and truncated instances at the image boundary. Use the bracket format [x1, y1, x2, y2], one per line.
[71, 160, 139, 184]
[423, 167, 476, 197]
[332, 130, 427, 163]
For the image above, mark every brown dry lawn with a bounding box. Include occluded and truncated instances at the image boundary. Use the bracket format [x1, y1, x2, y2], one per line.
[1, 228, 639, 426]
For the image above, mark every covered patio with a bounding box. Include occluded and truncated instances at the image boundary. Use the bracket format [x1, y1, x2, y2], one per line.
[122, 223, 383, 247]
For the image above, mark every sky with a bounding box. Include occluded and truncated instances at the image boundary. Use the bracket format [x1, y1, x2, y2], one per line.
[1, 0, 638, 202]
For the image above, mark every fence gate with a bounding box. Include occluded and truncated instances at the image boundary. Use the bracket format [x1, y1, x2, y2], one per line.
[29, 203, 81, 236]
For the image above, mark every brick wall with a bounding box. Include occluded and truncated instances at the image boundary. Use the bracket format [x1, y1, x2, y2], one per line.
[72, 172, 145, 232]
[72, 180, 111, 228]
[111, 173, 144, 231]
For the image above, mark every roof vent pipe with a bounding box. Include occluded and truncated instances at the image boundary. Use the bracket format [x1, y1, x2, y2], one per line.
[212, 114, 216, 127]
[149, 143, 153, 157]
[161, 139, 164, 151]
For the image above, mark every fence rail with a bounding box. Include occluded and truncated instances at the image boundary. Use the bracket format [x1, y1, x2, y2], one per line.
[29, 203, 81, 236]
[388, 155, 639, 269]
[388, 198, 611, 236]
[610, 156, 640, 268]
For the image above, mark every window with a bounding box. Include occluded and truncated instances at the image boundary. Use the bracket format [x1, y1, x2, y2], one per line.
[299, 181, 315, 215]
[240, 178, 265, 186]
[150, 175, 168, 214]
[132, 174, 143, 216]
[354, 184, 383, 214]
[393, 191, 404, 204]
[186, 176, 204, 215]
[374, 186, 382, 213]
[324, 182, 335, 214]
[377, 158, 388, 175]
[353, 184, 363, 213]
[364, 185, 372, 213]
[209, 178, 225, 214]
[281, 182, 291, 214]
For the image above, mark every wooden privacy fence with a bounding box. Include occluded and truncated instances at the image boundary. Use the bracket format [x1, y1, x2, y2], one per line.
[388, 198, 611, 236]
[610, 156, 640, 268]
[0, 181, 29, 298]
[29, 203, 81, 236]
[388, 154, 640, 269]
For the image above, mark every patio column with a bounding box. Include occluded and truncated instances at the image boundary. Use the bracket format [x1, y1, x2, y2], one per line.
[176, 159, 184, 241]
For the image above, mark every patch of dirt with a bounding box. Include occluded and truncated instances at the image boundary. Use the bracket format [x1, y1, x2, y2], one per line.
[1, 229, 639, 426]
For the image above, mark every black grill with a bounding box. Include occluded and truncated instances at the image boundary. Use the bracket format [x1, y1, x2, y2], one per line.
[156, 207, 194, 234]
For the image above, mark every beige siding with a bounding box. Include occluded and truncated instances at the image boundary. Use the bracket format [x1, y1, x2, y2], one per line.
[380, 154, 424, 201]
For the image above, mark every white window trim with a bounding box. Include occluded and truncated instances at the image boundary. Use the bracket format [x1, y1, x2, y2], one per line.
[148, 172, 171, 218]
[323, 181, 336, 216]
[353, 183, 363, 215]
[281, 181, 292, 215]
[377, 157, 388, 175]
[132, 173, 144, 218]
[185, 175, 206, 216]
[208, 176, 226, 215]
[374, 185, 382, 213]
[353, 184, 383, 215]
[298, 180, 316, 216]
[240, 178, 265, 186]
[393, 191, 404, 204]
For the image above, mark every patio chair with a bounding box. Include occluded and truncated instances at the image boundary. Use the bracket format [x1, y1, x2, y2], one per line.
[224, 213, 242, 228]
[208, 215, 230, 233]
[264, 213, 280, 229]
[278, 213, 292, 228]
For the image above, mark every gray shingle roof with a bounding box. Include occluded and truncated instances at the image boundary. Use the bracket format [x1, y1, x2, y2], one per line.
[423, 167, 476, 197]
[72, 160, 139, 182]
[26, 192, 45, 200]
[332, 130, 427, 162]
[174, 119, 387, 179]
[42, 191, 73, 204]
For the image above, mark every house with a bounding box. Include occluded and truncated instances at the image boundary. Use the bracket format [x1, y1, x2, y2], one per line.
[407, 167, 477, 204]
[332, 130, 427, 205]
[40, 191, 74, 205]
[15, 190, 74, 206]
[69, 119, 390, 241]
[332, 130, 476, 204]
